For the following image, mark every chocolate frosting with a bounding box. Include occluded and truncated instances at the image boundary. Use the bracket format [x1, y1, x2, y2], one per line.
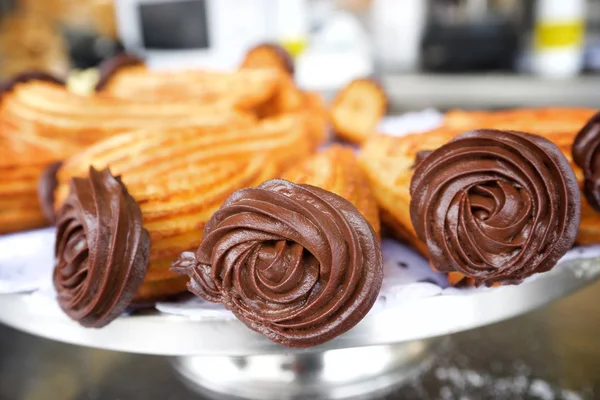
[0, 71, 63, 97]
[54, 167, 150, 327]
[172, 179, 383, 348]
[410, 129, 580, 286]
[572, 112, 600, 211]
[37, 161, 63, 224]
[95, 54, 144, 91]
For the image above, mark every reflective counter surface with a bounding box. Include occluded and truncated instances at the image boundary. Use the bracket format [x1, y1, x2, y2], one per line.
[1, 278, 600, 400]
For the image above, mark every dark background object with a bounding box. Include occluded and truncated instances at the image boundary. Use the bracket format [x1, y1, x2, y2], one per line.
[421, 0, 524, 72]
[139, 0, 210, 50]
[421, 20, 520, 72]
[62, 28, 124, 70]
[0, 0, 16, 17]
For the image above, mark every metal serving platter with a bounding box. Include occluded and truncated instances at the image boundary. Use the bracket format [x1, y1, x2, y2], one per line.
[1, 256, 599, 357]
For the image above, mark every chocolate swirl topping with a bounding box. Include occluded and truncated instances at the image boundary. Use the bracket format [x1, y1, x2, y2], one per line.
[572, 112, 600, 212]
[172, 179, 383, 348]
[410, 130, 580, 286]
[37, 161, 63, 224]
[54, 167, 150, 327]
[95, 54, 143, 91]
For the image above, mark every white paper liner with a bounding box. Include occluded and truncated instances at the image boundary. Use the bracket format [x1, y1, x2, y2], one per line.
[1, 110, 598, 322]
[2, 228, 600, 321]
[0, 228, 55, 293]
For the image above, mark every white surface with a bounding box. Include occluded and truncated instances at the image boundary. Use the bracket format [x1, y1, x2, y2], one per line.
[532, 0, 586, 78]
[370, 0, 426, 72]
[273, 0, 308, 40]
[0, 228, 54, 293]
[377, 109, 444, 136]
[535, 0, 586, 20]
[296, 10, 373, 91]
[532, 49, 584, 79]
[296, 50, 373, 91]
[116, 0, 273, 70]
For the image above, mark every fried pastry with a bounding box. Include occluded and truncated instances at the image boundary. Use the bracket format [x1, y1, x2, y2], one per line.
[240, 42, 294, 75]
[360, 132, 445, 256]
[360, 107, 600, 285]
[282, 145, 380, 235]
[303, 90, 330, 136]
[0, 134, 71, 234]
[95, 53, 143, 91]
[0, 78, 254, 234]
[54, 115, 317, 300]
[99, 65, 282, 111]
[255, 73, 305, 117]
[330, 78, 387, 144]
[444, 108, 598, 135]
[0, 81, 255, 146]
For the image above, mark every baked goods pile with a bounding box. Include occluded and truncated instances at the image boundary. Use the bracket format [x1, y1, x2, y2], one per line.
[360, 107, 599, 286]
[1, 45, 599, 348]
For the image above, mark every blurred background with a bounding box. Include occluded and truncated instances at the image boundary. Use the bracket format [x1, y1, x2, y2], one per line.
[0, 0, 598, 109]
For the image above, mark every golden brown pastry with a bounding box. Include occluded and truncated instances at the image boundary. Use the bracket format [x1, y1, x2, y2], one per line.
[54, 115, 318, 300]
[240, 43, 294, 76]
[99, 65, 282, 111]
[0, 13, 69, 79]
[0, 81, 255, 146]
[255, 73, 305, 117]
[0, 134, 73, 234]
[359, 108, 600, 284]
[444, 107, 598, 135]
[297, 91, 330, 146]
[360, 132, 447, 256]
[97, 61, 327, 145]
[282, 145, 380, 235]
[0, 77, 259, 235]
[330, 78, 387, 144]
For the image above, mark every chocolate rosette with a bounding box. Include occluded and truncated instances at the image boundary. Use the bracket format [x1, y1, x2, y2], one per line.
[173, 179, 383, 348]
[54, 167, 150, 327]
[572, 112, 600, 211]
[410, 129, 580, 286]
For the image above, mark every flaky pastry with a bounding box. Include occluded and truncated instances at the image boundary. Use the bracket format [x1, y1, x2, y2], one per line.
[240, 43, 294, 76]
[0, 81, 255, 147]
[0, 134, 72, 233]
[283, 145, 380, 235]
[330, 78, 387, 144]
[360, 108, 600, 285]
[54, 115, 319, 300]
[99, 65, 282, 111]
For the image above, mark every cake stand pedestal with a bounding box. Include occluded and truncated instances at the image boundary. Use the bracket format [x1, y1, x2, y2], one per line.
[1, 256, 599, 400]
[173, 340, 442, 400]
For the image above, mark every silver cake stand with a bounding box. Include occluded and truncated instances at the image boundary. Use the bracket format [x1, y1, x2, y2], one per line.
[1, 256, 600, 400]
